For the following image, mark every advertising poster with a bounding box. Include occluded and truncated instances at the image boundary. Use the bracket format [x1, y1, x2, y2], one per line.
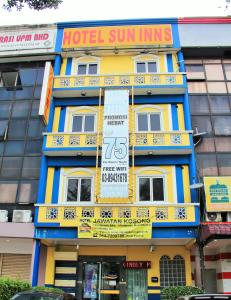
[78, 216, 152, 239]
[100, 89, 129, 198]
[204, 176, 231, 212]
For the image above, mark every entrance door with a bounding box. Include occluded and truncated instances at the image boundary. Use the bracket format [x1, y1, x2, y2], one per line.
[204, 269, 217, 293]
[127, 269, 148, 300]
[77, 256, 126, 300]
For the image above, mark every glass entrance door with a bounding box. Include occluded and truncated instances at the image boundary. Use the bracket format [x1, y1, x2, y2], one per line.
[79, 257, 125, 300]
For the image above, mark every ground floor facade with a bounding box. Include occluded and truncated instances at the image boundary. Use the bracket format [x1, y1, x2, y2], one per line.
[39, 244, 192, 300]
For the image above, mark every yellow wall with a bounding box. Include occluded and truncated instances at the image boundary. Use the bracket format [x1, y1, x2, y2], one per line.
[59, 53, 179, 76]
[52, 104, 181, 133]
[49, 245, 192, 289]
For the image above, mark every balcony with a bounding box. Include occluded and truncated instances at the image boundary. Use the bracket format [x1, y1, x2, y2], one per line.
[36, 204, 199, 228]
[53, 73, 185, 97]
[43, 131, 192, 156]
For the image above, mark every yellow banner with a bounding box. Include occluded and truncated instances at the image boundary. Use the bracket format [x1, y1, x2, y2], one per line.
[62, 25, 173, 49]
[204, 176, 231, 212]
[78, 217, 152, 239]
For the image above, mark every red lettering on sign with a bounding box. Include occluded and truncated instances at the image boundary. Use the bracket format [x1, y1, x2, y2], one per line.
[144, 28, 152, 42]
[164, 27, 172, 41]
[98, 30, 104, 43]
[127, 28, 135, 42]
[63, 31, 72, 46]
[89, 30, 97, 43]
[73, 31, 81, 44]
[153, 28, 162, 41]
[109, 29, 116, 43]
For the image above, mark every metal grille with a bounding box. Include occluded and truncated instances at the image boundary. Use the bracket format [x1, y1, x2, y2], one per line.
[160, 255, 186, 289]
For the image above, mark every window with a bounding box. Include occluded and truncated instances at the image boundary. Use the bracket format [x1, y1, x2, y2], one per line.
[77, 63, 98, 75]
[138, 176, 164, 202]
[66, 177, 92, 202]
[213, 116, 231, 136]
[189, 95, 209, 114]
[160, 255, 186, 288]
[224, 64, 231, 80]
[136, 61, 157, 73]
[185, 64, 204, 72]
[137, 113, 161, 131]
[0, 70, 22, 91]
[210, 95, 231, 114]
[72, 114, 95, 132]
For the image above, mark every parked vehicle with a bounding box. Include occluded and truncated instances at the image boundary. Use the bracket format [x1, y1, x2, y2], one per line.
[11, 291, 77, 300]
[177, 295, 231, 300]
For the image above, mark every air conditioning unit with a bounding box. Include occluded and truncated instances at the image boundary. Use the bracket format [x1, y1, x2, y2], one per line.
[0, 210, 8, 222]
[12, 210, 32, 223]
[205, 212, 222, 222]
[227, 212, 231, 222]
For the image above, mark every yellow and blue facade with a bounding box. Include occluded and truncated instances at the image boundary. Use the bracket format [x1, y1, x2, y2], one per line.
[33, 19, 199, 299]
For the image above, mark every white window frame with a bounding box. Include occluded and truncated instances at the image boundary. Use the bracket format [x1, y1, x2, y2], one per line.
[77, 62, 99, 75]
[72, 114, 96, 133]
[136, 61, 158, 74]
[137, 175, 166, 203]
[136, 112, 162, 132]
[65, 176, 93, 203]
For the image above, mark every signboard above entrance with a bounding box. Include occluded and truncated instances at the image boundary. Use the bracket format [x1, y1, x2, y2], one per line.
[62, 24, 173, 49]
[123, 261, 151, 269]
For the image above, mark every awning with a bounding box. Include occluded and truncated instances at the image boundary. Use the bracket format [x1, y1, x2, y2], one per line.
[201, 223, 231, 241]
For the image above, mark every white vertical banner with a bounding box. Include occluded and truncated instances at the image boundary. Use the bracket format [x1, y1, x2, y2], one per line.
[100, 89, 129, 198]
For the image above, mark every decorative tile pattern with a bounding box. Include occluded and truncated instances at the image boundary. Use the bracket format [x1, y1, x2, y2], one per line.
[171, 134, 182, 145]
[46, 208, 58, 220]
[135, 75, 145, 85]
[100, 208, 113, 218]
[64, 208, 76, 220]
[86, 135, 97, 145]
[74, 77, 85, 86]
[136, 133, 147, 145]
[153, 133, 165, 145]
[69, 135, 80, 145]
[150, 75, 160, 84]
[175, 207, 187, 220]
[120, 76, 130, 85]
[52, 135, 64, 146]
[136, 207, 150, 218]
[118, 208, 131, 218]
[60, 78, 70, 87]
[155, 207, 168, 220]
[82, 208, 94, 218]
[104, 77, 115, 85]
[89, 77, 100, 86]
[166, 76, 176, 84]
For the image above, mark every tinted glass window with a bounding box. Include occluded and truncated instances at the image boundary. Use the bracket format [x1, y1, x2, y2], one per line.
[88, 64, 98, 75]
[4, 141, 25, 156]
[8, 119, 27, 139]
[152, 178, 164, 201]
[25, 140, 42, 155]
[137, 63, 146, 73]
[22, 157, 41, 178]
[0, 181, 18, 203]
[0, 101, 12, 118]
[84, 115, 95, 132]
[139, 178, 150, 201]
[67, 178, 78, 202]
[148, 62, 157, 73]
[28, 119, 44, 137]
[185, 65, 204, 72]
[150, 114, 161, 131]
[213, 116, 231, 135]
[189, 95, 209, 114]
[77, 64, 87, 75]
[80, 178, 91, 201]
[31, 100, 40, 116]
[15, 87, 33, 99]
[210, 95, 230, 114]
[1, 157, 22, 178]
[138, 114, 148, 131]
[36, 68, 45, 85]
[19, 68, 37, 85]
[192, 116, 213, 136]
[72, 116, 83, 132]
[12, 101, 31, 118]
[18, 180, 38, 203]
